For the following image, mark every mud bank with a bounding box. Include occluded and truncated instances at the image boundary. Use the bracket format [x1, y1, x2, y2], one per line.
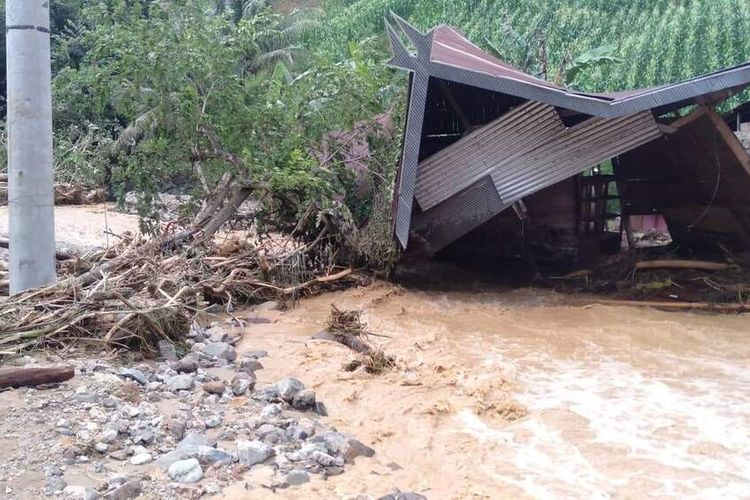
[221, 282, 750, 499]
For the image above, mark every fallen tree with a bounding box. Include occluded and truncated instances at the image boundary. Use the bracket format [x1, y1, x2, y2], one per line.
[0, 125, 367, 357]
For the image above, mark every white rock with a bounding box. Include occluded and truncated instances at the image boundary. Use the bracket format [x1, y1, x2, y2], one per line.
[62, 485, 99, 500]
[130, 453, 152, 466]
[236, 440, 274, 466]
[167, 458, 203, 483]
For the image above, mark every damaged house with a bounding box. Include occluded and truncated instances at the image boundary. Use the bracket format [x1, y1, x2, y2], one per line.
[386, 17, 750, 266]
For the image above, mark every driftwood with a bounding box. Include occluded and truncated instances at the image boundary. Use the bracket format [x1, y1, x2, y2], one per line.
[635, 260, 730, 271]
[595, 299, 749, 312]
[0, 365, 74, 389]
[316, 306, 396, 374]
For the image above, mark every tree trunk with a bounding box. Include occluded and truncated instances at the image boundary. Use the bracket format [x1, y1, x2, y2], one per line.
[0, 365, 74, 389]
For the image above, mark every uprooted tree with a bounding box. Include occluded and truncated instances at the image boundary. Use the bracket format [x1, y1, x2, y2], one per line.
[0, 0, 405, 355]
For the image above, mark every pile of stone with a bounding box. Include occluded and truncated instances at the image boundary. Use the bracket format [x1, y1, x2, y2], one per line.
[1, 324, 375, 499]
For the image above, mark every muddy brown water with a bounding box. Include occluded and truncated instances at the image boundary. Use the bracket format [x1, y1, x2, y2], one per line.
[215, 280, 750, 499]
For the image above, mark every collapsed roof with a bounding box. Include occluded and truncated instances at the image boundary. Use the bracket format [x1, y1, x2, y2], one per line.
[386, 16, 750, 252]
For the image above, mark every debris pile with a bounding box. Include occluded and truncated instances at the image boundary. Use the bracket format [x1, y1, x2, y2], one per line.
[0, 175, 106, 207]
[551, 252, 750, 311]
[0, 224, 355, 354]
[316, 306, 396, 374]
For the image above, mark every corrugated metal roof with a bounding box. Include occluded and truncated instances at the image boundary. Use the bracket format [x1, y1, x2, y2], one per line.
[386, 15, 750, 250]
[425, 24, 750, 116]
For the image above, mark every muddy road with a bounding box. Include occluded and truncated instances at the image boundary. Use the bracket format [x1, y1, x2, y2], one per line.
[220, 282, 750, 499]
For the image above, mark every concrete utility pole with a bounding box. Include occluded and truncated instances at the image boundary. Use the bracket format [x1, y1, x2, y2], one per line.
[6, 0, 56, 294]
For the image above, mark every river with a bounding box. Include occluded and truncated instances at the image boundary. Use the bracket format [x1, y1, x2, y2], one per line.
[216, 278, 750, 499]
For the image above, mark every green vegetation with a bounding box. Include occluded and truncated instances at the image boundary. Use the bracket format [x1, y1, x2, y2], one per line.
[2, 0, 750, 269]
[319, 0, 750, 93]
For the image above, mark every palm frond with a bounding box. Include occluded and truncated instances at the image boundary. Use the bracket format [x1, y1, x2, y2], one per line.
[246, 48, 294, 73]
[242, 0, 270, 18]
[112, 108, 158, 153]
[255, 19, 318, 52]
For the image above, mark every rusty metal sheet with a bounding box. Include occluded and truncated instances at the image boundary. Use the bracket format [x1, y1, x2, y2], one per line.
[412, 112, 661, 252]
[415, 102, 563, 210]
[412, 176, 509, 254]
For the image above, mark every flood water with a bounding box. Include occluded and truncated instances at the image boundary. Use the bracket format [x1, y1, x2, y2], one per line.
[219, 275, 750, 499]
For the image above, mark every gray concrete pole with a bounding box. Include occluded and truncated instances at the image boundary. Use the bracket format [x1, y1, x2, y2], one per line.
[6, 0, 56, 294]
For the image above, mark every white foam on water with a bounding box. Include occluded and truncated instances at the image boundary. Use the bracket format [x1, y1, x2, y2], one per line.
[458, 347, 750, 498]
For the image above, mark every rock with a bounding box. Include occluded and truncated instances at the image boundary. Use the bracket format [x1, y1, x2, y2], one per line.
[245, 350, 268, 359]
[130, 453, 152, 465]
[156, 445, 232, 469]
[95, 443, 109, 454]
[63, 485, 100, 500]
[230, 375, 253, 396]
[205, 326, 229, 342]
[377, 493, 428, 500]
[158, 340, 178, 362]
[284, 469, 310, 486]
[168, 458, 203, 483]
[202, 342, 237, 361]
[203, 482, 221, 495]
[108, 450, 129, 461]
[167, 374, 194, 392]
[100, 429, 118, 444]
[202, 380, 225, 395]
[239, 358, 264, 372]
[164, 416, 187, 440]
[178, 432, 214, 449]
[257, 385, 279, 401]
[286, 422, 315, 441]
[324, 466, 345, 476]
[276, 378, 305, 402]
[205, 415, 222, 429]
[310, 432, 375, 463]
[291, 389, 316, 410]
[103, 480, 142, 500]
[118, 368, 149, 386]
[236, 440, 274, 466]
[255, 301, 279, 312]
[260, 403, 282, 419]
[106, 474, 129, 489]
[46, 476, 67, 494]
[255, 424, 282, 443]
[344, 439, 376, 462]
[311, 450, 344, 467]
[133, 427, 156, 445]
[172, 357, 199, 374]
[313, 402, 329, 417]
